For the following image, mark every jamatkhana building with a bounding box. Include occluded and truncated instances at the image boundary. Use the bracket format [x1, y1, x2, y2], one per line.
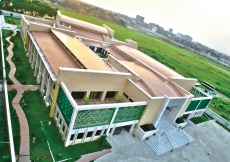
[20, 11, 212, 155]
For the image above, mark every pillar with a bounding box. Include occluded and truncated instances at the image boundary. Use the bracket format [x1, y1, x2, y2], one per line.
[36, 61, 43, 84]
[40, 69, 47, 93]
[44, 77, 52, 102]
[34, 55, 40, 76]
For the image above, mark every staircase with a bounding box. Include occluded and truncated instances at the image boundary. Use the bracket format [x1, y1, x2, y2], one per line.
[146, 109, 194, 155]
[146, 129, 194, 155]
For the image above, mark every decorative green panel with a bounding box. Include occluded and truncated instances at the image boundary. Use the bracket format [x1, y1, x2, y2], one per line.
[197, 99, 210, 110]
[186, 100, 200, 112]
[74, 108, 115, 129]
[57, 87, 73, 125]
[114, 105, 145, 123]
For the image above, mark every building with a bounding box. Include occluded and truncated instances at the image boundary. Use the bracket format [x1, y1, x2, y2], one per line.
[20, 11, 212, 154]
[136, 15, 144, 26]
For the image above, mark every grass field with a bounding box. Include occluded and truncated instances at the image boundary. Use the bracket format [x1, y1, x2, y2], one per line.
[209, 98, 230, 122]
[10, 31, 36, 84]
[190, 114, 209, 124]
[1, 30, 12, 84]
[21, 90, 110, 162]
[4, 16, 20, 27]
[60, 9, 230, 98]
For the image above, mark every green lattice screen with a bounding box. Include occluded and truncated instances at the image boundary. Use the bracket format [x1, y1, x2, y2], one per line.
[74, 108, 115, 129]
[114, 105, 145, 123]
[197, 99, 210, 110]
[186, 100, 200, 112]
[57, 87, 74, 125]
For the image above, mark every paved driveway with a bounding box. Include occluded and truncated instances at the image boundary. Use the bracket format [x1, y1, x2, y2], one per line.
[97, 120, 230, 162]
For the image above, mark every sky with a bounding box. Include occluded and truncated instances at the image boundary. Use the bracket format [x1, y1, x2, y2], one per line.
[82, 0, 230, 56]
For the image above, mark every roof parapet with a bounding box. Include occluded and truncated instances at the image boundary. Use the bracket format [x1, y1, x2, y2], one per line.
[103, 24, 115, 37]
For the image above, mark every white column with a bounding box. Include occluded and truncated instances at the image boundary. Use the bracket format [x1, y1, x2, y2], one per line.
[31, 51, 37, 69]
[29, 45, 34, 63]
[106, 107, 119, 135]
[34, 55, 40, 76]
[94, 47, 97, 52]
[109, 124, 116, 137]
[28, 40, 32, 57]
[40, 69, 47, 92]
[129, 121, 137, 133]
[65, 108, 79, 146]
[36, 61, 43, 84]
[44, 77, 52, 102]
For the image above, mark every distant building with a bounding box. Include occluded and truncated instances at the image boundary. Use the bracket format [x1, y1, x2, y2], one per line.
[151, 25, 157, 33]
[136, 15, 144, 25]
[169, 28, 173, 33]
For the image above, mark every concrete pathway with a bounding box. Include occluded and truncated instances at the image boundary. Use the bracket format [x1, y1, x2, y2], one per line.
[6, 31, 39, 162]
[77, 150, 111, 162]
[97, 120, 230, 162]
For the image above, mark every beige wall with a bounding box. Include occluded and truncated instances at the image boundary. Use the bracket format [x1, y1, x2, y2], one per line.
[123, 80, 164, 132]
[171, 78, 197, 92]
[50, 69, 131, 117]
[178, 96, 193, 117]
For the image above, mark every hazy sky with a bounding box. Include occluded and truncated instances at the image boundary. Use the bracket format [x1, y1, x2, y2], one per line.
[83, 0, 230, 55]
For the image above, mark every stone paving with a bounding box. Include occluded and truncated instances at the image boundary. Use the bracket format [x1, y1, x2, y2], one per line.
[97, 120, 230, 162]
[6, 30, 39, 162]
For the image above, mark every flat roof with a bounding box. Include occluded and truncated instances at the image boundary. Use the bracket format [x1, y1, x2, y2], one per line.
[121, 61, 182, 97]
[72, 27, 104, 41]
[51, 29, 114, 72]
[31, 31, 81, 76]
[115, 45, 183, 79]
[61, 15, 110, 35]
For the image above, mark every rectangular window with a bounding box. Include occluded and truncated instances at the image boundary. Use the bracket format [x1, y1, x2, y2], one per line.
[89, 91, 102, 99]
[71, 91, 86, 99]
[70, 134, 75, 141]
[95, 130, 101, 136]
[56, 112, 59, 119]
[87, 131, 93, 138]
[109, 128, 113, 134]
[105, 91, 117, 98]
[77, 133, 84, 139]
[53, 83, 55, 90]
[123, 93, 128, 99]
[103, 129, 107, 135]
[62, 125, 65, 132]
[59, 119, 62, 125]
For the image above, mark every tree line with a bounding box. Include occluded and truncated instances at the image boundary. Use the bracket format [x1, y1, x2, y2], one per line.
[0, 0, 58, 19]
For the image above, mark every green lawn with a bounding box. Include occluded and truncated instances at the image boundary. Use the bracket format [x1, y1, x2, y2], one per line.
[10, 31, 36, 84]
[0, 104, 10, 162]
[21, 90, 110, 162]
[4, 16, 20, 28]
[209, 98, 230, 122]
[1, 29, 13, 84]
[8, 89, 20, 156]
[190, 114, 209, 124]
[60, 9, 230, 99]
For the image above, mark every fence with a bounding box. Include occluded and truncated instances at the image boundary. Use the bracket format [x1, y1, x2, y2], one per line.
[1, 10, 21, 18]
[205, 108, 230, 129]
